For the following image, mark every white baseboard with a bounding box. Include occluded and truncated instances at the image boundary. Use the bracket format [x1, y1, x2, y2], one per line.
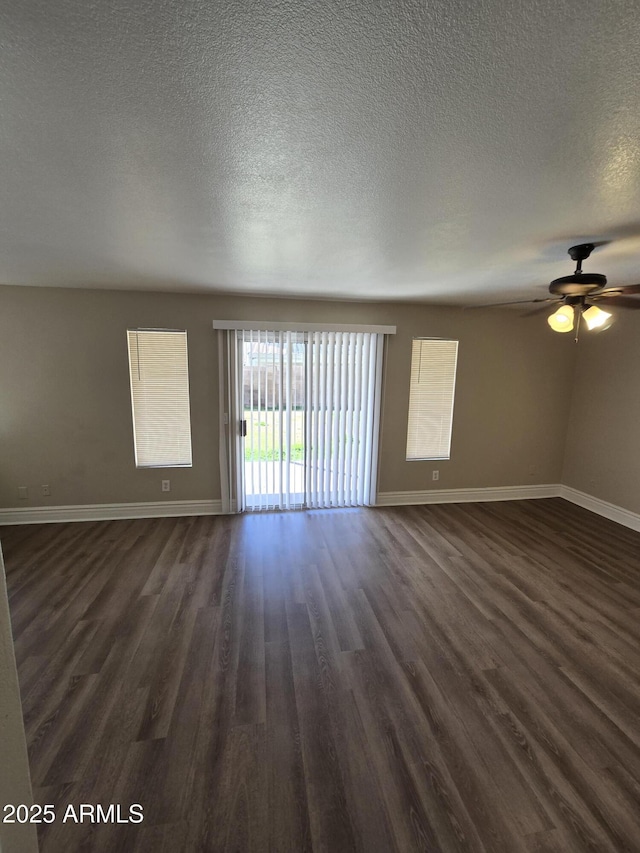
[1, 488, 557, 524]
[376, 484, 561, 507]
[3, 486, 639, 534]
[0, 499, 224, 525]
[559, 486, 640, 533]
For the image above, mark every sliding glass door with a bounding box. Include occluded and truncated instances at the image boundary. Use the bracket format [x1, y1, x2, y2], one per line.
[216, 324, 388, 512]
[240, 330, 306, 511]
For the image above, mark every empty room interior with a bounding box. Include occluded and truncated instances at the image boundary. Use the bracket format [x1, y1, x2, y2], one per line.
[2, 1, 640, 851]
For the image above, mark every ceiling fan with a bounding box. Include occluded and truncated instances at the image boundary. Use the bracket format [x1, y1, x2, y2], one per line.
[470, 243, 640, 341]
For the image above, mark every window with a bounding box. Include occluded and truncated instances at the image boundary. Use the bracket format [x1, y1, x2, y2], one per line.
[127, 329, 193, 468]
[406, 338, 458, 461]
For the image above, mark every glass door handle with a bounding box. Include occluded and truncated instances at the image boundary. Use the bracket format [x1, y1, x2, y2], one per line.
[240, 419, 247, 437]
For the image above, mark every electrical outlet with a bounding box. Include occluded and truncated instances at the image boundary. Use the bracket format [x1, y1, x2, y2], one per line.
[18, 486, 28, 500]
[42, 485, 51, 496]
[162, 480, 171, 492]
[432, 470, 440, 481]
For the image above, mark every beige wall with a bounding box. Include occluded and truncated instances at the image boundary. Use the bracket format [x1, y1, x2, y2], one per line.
[0, 284, 577, 508]
[562, 309, 640, 515]
[0, 545, 38, 853]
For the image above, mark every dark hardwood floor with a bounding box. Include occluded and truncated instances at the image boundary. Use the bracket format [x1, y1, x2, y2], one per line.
[2, 498, 640, 852]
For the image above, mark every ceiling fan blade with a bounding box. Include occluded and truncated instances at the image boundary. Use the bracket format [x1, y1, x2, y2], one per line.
[593, 295, 640, 309]
[464, 297, 555, 309]
[596, 284, 640, 296]
[520, 301, 561, 317]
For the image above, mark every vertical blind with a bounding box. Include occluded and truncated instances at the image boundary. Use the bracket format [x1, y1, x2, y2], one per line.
[306, 331, 382, 508]
[127, 329, 193, 467]
[406, 338, 458, 460]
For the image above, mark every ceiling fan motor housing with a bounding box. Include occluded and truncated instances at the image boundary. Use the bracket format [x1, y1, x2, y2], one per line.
[549, 273, 607, 296]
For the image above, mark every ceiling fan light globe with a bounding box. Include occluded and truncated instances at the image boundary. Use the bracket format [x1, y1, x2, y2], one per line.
[547, 304, 575, 332]
[583, 305, 613, 330]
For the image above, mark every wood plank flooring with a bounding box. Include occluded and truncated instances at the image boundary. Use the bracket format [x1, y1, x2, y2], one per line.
[2, 498, 640, 852]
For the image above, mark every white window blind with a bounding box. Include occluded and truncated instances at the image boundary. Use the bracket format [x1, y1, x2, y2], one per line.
[406, 338, 458, 461]
[305, 331, 383, 509]
[127, 329, 193, 468]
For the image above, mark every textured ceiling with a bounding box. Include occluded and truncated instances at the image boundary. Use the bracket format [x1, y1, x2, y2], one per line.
[3, 0, 640, 304]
